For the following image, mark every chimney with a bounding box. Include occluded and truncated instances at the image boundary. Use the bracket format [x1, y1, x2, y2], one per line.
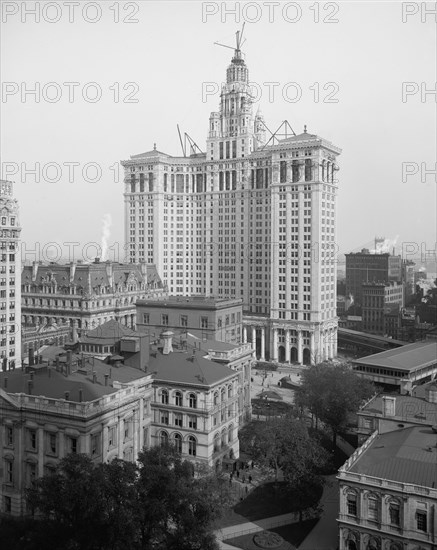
[105, 261, 114, 290]
[104, 374, 109, 386]
[55, 356, 60, 372]
[69, 261, 76, 283]
[64, 391, 70, 401]
[382, 396, 396, 417]
[27, 381, 33, 395]
[92, 371, 97, 384]
[94, 257, 100, 263]
[162, 331, 173, 355]
[32, 261, 38, 282]
[29, 348, 34, 367]
[79, 388, 83, 402]
[4, 377, 8, 389]
[67, 350, 72, 374]
[30, 372, 34, 381]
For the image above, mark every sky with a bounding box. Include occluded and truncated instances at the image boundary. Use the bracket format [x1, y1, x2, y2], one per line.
[1, 0, 436, 266]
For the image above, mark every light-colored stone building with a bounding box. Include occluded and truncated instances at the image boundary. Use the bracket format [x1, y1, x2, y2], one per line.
[338, 427, 437, 550]
[0, 180, 21, 370]
[0, 356, 154, 515]
[121, 37, 341, 365]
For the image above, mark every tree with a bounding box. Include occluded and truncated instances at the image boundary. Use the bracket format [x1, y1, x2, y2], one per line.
[24, 447, 230, 550]
[296, 363, 374, 448]
[136, 444, 229, 550]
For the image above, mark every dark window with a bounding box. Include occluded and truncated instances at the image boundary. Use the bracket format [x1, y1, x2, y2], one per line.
[347, 493, 357, 516]
[389, 503, 400, 526]
[416, 511, 427, 532]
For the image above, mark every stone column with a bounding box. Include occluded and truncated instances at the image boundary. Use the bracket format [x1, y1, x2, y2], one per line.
[132, 409, 138, 462]
[285, 330, 290, 363]
[260, 327, 265, 360]
[37, 428, 44, 477]
[297, 331, 303, 364]
[118, 418, 124, 459]
[102, 425, 108, 461]
[310, 332, 316, 365]
[243, 326, 247, 344]
[251, 326, 256, 352]
[58, 430, 65, 459]
[272, 328, 278, 361]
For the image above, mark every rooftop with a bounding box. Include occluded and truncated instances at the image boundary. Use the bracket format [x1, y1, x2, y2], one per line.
[137, 295, 242, 310]
[352, 341, 437, 372]
[346, 426, 437, 488]
[360, 389, 437, 425]
[148, 347, 237, 387]
[80, 319, 144, 344]
[0, 357, 148, 402]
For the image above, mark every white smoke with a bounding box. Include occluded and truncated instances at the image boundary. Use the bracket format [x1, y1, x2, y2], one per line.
[100, 213, 112, 262]
[417, 278, 436, 301]
[369, 235, 399, 254]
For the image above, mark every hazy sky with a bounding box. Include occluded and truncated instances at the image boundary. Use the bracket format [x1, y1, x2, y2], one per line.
[2, 1, 436, 265]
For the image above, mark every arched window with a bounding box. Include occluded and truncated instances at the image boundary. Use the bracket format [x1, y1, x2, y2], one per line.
[367, 494, 380, 522]
[227, 385, 232, 398]
[347, 541, 357, 550]
[161, 389, 169, 405]
[221, 388, 226, 402]
[173, 433, 182, 453]
[174, 391, 182, 407]
[213, 432, 220, 453]
[188, 436, 196, 456]
[213, 392, 219, 406]
[163, 173, 168, 192]
[221, 429, 227, 448]
[189, 393, 197, 409]
[160, 431, 168, 447]
[228, 424, 234, 443]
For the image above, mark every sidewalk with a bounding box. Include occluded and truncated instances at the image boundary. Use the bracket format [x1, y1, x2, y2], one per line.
[215, 511, 300, 548]
[299, 475, 339, 550]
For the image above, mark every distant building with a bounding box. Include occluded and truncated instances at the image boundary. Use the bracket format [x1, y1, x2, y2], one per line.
[352, 341, 437, 392]
[0, 354, 154, 515]
[345, 251, 402, 306]
[0, 180, 21, 371]
[22, 321, 71, 359]
[338, 426, 437, 550]
[21, 259, 166, 334]
[362, 282, 404, 335]
[401, 260, 415, 304]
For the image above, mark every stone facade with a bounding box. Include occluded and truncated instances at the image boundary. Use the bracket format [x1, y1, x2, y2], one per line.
[0, 180, 21, 371]
[122, 41, 341, 365]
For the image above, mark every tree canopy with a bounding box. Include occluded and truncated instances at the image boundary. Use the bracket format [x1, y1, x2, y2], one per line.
[16, 446, 230, 550]
[295, 363, 374, 447]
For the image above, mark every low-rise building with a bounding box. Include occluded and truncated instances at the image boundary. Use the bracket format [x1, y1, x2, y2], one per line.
[357, 383, 437, 444]
[352, 341, 437, 392]
[0, 355, 154, 515]
[338, 426, 437, 550]
[149, 331, 241, 469]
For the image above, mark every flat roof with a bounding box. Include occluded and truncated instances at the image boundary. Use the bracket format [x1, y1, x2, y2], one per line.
[137, 296, 242, 310]
[360, 391, 437, 425]
[347, 426, 437, 488]
[352, 341, 437, 372]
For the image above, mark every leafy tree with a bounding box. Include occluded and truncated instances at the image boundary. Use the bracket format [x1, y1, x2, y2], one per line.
[24, 447, 230, 550]
[296, 363, 374, 448]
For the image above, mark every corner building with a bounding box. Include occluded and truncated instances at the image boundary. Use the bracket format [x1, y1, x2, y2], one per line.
[122, 43, 341, 364]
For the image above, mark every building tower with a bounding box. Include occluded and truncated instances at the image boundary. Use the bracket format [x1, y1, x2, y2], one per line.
[121, 33, 341, 364]
[0, 180, 21, 369]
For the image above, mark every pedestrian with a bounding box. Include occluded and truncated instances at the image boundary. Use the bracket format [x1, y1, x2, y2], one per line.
[236, 469, 239, 479]
[249, 475, 252, 484]
[242, 474, 245, 483]
[245, 486, 248, 494]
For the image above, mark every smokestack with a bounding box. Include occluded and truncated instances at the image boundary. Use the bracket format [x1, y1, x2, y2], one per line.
[79, 388, 83, 402]
[104, 374, 109, 386]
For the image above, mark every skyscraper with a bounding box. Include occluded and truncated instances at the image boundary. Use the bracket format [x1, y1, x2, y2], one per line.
[0, 180, 21, 369]
[122, 36, 341, 364]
